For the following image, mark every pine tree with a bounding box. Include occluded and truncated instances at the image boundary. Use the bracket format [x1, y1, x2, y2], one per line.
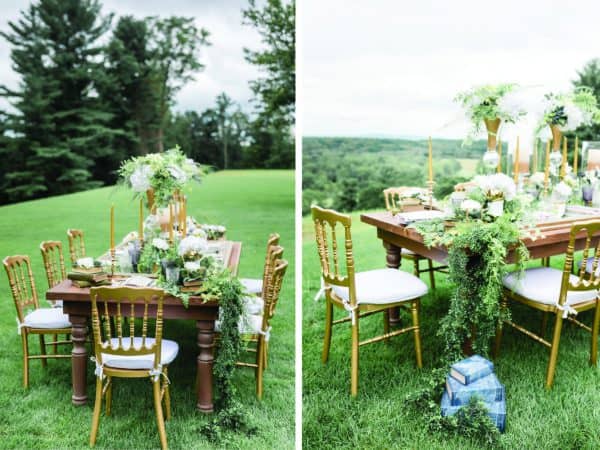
[0, 0, 115, 202]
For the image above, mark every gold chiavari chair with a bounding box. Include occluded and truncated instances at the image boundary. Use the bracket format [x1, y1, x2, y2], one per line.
[89, 287, 178, 450]
[40, 240, 66, 301]
[67, 228, 85, 265]
[240, 233, 280, 295]
[312, 205, 428, 396]
[495, 219, 600, 388]
[383, 187, 446, 289]
[235, 255, 288, 399]
[3, 255, 71, 388]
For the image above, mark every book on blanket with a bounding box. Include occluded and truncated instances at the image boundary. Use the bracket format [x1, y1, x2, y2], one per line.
[446, 373, 504, 406]
[450, 355, 494, 385]
[441, 391, 506, 432]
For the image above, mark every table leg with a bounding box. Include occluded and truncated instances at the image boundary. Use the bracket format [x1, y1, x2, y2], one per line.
[70, 314, 88, 405]
[196, 319, 215, 413]
[384, 242, 402, 325]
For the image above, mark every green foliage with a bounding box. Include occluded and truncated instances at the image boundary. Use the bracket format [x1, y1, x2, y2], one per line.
[572, 59, 600, 141]
[537, 87, 600, 133]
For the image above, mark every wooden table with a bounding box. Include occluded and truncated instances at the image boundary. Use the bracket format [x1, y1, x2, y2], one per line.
[361, 210, 600, 323]
[46, 241, 242, 414]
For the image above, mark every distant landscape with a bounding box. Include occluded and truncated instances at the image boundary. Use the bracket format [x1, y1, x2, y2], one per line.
[302, 136, 485, 214]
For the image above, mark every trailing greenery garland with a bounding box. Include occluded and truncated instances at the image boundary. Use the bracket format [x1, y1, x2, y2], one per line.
[404, 211, 530, 446]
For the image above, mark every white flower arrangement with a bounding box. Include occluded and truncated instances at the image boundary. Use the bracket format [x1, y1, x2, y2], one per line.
[536, 87, 600, 134]
[455, 83, 526, 144]
[184, 261, 202, 273]
[554, 181, 573, 200]
[178, 235, 208, 259]
[152, 238, 170, 251]
[460, 199, 482, 212]
[76, 257, 95, 269]
[529, 172, 545, 188]
[201, 224, 227, 240]
[473, 173, 516, 201]
[130, 164, 153, 192]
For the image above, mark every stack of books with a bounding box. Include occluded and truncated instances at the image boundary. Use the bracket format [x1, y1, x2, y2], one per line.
[440, 355, 506, 432]
[67, 264, 110, 288]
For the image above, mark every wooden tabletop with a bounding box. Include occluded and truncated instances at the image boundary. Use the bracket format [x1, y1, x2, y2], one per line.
[360, 210, 600, 262]
[46, 240, 242, 305]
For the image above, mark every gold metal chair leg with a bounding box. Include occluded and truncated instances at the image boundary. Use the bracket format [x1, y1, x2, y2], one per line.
[163, 367, 171, 420]
[152, 379, 168, 450]
[22, 332, 29, 388]
[350, 319, 359, 397]
[427, 259, 436, 290]
[105, 377, 112, 416]
[322, 298, 333, 364]
[540, 311, 549, 338]
[264, 341, 269, 370]
[545, 313, 564, 389]
[383, 309, 390, 343]
[590, 301, 600, 366]
[89, 377, 103, 447]
[256, 337, 265, 400]
[39, 335, 47, 368]
[411, 300, 423, 368]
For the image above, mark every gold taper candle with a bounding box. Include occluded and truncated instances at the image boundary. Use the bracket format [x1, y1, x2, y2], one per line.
[497, 139, 502, 173]
[182, 197, 187, 236]
[110, 204, 115, 250]
[574, 136, 579, 175]
[139, 198, 143, 243]
[169, 203, 174, 242]
[532, 139, 538, 173]
[428, 137, 433, 182]
[544, 139, 550, 192]
[561, 136, 567, 178]
[513, 137, 520, 183]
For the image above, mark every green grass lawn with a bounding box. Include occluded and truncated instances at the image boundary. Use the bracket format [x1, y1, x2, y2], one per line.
[302, 210, 600, 449]
[0, 170, 295, 449]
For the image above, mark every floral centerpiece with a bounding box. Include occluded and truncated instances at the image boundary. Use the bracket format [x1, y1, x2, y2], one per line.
[118, 146, 206, 208]
[473, 173, 516, 217]
[201, 224, 227, 240]
[536, 87, 600, 153]
[455, 83, 526, 153]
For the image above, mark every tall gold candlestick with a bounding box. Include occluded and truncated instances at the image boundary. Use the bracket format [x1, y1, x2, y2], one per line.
[169, 203, 174, 243]
[182, 196, 187, 236]
[532, 139, 538, 173]
[574, 136, 579, 175]
[561, 136, 568, 178]
[497, 139, 502, 173]
[139, 199, 144, 244]
[428, 137, 433, 182]
[544, 140, 550, 194]
[513, 137, 520, 183]
[110, 204, 115, 276]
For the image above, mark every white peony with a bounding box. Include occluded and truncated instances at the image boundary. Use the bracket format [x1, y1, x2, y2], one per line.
[474, 173, 516, 201]
[460, 199, 482, 212]
[152, 238, 169, 251]
[184, 261, 201, 272]
[562, 102, 586, 131]
[497, 91, 525, 121]
[554, 181, 573, 199]
[178, 235, 208, 257]
[130, 165, 153, 192]
[168, 165, 188, 183]
[529, 172, 545, 186]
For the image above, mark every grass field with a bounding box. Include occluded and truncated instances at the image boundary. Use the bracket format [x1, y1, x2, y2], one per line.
[0, 170, 295, 449]
[302, 211, 600, 449]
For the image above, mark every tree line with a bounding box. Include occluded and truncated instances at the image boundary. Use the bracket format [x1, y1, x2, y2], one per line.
[0, 0, 295, 205]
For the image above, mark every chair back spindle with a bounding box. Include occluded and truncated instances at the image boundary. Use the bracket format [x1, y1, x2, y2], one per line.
[561, 220, 600, 304]
[261, 258, 288, 332]
[3, 255, 39, 323]
[311, 206, 357, 307]
[90, 287, 164, 369]
[67, 229, 86, 264]
[40, 241, 66, 288]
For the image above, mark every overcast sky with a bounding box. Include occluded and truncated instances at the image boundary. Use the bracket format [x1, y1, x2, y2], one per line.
[0, 0, 261, 115]
[302, 0, 600, 139]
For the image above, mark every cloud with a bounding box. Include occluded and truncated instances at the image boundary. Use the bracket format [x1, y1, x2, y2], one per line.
[0, 0, 262, 115]
[302, 0, 600, 138]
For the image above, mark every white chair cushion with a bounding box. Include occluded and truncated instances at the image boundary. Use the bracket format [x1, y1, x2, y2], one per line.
[215, 313, 264, 335]
[243, 295, 264, 315]
[331, 268, 428, 305]
[101, 337, 179, 370]
[503, 267, 598, 306]
[23, 308, 71, 329]
[240, 278, 262, 295]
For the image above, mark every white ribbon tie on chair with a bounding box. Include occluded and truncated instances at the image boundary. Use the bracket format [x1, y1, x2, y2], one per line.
[314, 278, 325, 301]
[90, 356, 105, 379]
[343, 301, 357, 325]
[148, 364, 170, 384]
[555, 302, 578, 319]
[258, 325, 272, 342]
[16, 317, 25, 335]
